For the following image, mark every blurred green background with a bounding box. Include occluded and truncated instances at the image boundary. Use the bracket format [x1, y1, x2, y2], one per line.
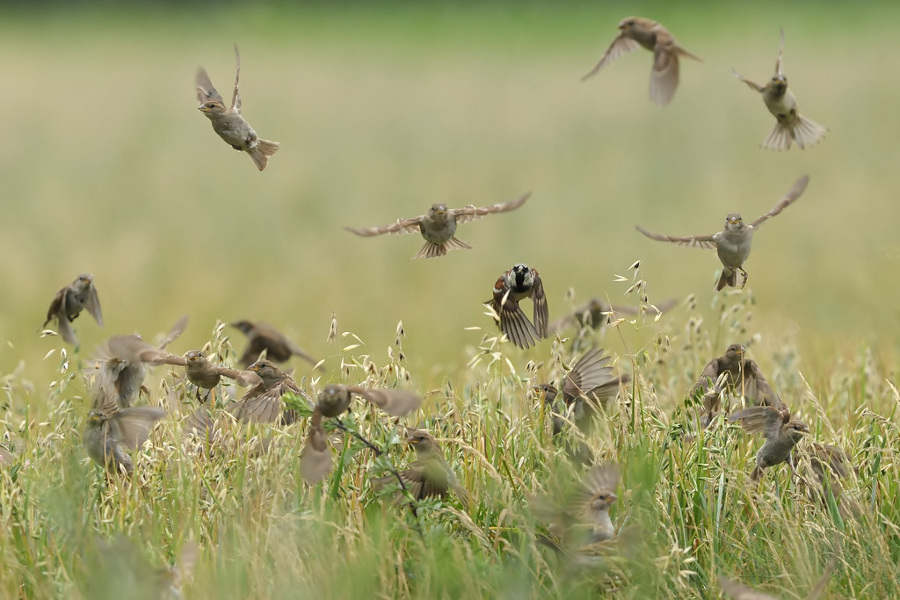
[1, 1, 898, 404]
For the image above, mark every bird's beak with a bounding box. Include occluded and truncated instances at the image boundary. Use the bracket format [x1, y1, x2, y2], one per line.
[608, 493, 618, 504]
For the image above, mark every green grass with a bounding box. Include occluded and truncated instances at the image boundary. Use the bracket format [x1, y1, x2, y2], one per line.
[1, 2, 899, 598]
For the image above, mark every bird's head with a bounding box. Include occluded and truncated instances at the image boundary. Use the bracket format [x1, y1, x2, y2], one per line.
[198, 100, 226, 115]
[618, 17, 637, 32]
[532, 384, 558, 405]
[429, 204, 448, 221]
[724, 213, 744, 231]
[769, 74, 788, 93]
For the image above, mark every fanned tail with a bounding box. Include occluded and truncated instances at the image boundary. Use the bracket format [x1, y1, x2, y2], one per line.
[762, 122, 793, 151]
[792, 114, 827, 150]
[248, 138, 280, 171]
[412, 236, 472, 259]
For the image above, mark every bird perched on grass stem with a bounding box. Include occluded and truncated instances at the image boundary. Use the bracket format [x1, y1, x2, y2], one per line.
[43, 273, 103, 346]
[636, 175, 809, 291]
[372, 429, 469, 509]
[582, 17, 701, 106]
[488, 264, 548, 349]
[345, 193, 530, 259]
[300, 384, 423, 484]
[230, 320, 320, 369]
[197, 45, 280, 171]
[83, 387, 166, 476]
[732, 29, 827, 151]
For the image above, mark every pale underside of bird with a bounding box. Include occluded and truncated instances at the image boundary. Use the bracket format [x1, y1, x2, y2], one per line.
[582, 16, 701, 106]
[635, 174, 809, 291]
[732, 29, 827, 151]
[344, 192, 530, 259]
[196, 44, 280, 171]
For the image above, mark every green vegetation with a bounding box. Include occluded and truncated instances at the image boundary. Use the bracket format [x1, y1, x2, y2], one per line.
[0, 2, 898, 598]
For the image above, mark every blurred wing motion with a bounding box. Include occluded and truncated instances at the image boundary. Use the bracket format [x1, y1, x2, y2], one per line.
[451, 192, 531, 225]
[749, 174, 809, 227]
[196, 68, 223, 105]
[635, 225, 717, 249]
[231, 43, 241, 112]
[349, 387, 423, 417]
[582, 34, 641, 80]
[300, 411, 333, 484]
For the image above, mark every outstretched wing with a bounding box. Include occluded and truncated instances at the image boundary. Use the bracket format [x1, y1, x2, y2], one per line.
[451, 192, 531, 225]
[750, 174, 809, 227]
[344, 215, 425, 237]
[196, 68, 223, 104]
[582, 34, 641, 81]
[231, 43, 242, 112]
[731, 69, 765, 93]
[635, 225, 717, 249]
[530, 270, 549, 339]
[775, 28, 785, 78]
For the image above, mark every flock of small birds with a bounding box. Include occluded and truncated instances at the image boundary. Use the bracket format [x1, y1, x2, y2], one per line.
[17, 15, 846, 598]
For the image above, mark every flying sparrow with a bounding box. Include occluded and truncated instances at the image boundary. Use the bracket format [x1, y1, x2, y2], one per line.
[691, 344, 788, 426]
[373, 429, 469, 509]
[790, 441, 859, 517]
[732, 29, 827, 151]
[582, 17, 701, 106]
[548, 297, 677, 334]
[535, 348, 631, 434]
[228, 359, 309, 425]
[636, 174, 809, 291]
[300, 384, 424, 484]
[83, 386, 166, 476]
[345, 192, 530, 259]
[43, 273, 103, 346]
[488, 264, 548, 349]
[230, 320, 320, 369]
[530, 463, 620, 556]
[197, 45, 280, 171]
[92, 316, 189, 408]
[728, 406, 808, 480]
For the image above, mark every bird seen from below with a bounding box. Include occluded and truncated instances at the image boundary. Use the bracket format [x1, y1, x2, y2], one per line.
[732, 29, 827, 150]
[345, 192, 530, 259]
[636, 174, 809, 291]
[43, 273, 103, 346]
[582, 16, 701, 106]
[197, 45, 280, 171]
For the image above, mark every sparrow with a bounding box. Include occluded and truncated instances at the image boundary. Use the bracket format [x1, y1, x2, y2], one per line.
[181, 350, 261, 398]
[732, 29, 827, 151]
[488, 264, 548, 349]
[228, 359, 309, 425]
[728, 406, 808, 480]
[300, 384, 424, 484]
[535, 348, 631, 435]
[373, 429, 469, 509]
[43, 273, 103, 345]
[582, 17, 701, 106]
[790, 441, 859, 516]
[636, 174, 809, 291]
[345, 192, 530, 259]
[530, 463, 620, 555]
[691, 344, 788, 425]
[92, 316, 189, 408]
[91, 535, 198, 600]
[230, 320, 320, 369]
[197, 45, 280, 171]
[718, 576, 778, 600]
[83, 386, 166, 476]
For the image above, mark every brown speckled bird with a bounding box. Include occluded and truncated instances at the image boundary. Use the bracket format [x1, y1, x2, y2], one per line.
[231, 320, 320, 369]
[181, 350, 260, 399]
[636, 175, 809, 291]
[691, 344, 788, 426]
[582, 16, 701, 106]
[300, 384, 423, 484]
[83, 386, 166, 476]
[488, 264, 548, 349]
[92, 317, 188, 408]
[733, 29, 827, 151]
[373, 429, 469, 509]
[729, 406, 808, 480]
[345, 193, 530, 259]
[43, 273, 103, 346]
[197, 45, 280, 171]
[228, 359, 309, 425]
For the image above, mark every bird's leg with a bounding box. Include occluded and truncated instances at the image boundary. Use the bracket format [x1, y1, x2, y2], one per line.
[739, 268, 749, 289]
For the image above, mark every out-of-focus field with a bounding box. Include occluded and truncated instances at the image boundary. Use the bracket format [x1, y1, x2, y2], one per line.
[1, 2, 897, 397]
[1, 4, 900, 598]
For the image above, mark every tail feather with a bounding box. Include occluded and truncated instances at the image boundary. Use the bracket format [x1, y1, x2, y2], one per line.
[248, 138, 280, 171]
[792, 115, 827, 149]
[762, 122, 793, 151]
[412, 237, 471, 259]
